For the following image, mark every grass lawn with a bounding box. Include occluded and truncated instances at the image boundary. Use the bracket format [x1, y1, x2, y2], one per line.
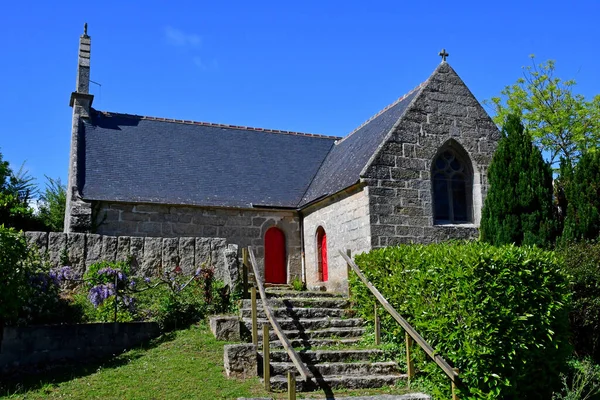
[1, 323, 411, 399]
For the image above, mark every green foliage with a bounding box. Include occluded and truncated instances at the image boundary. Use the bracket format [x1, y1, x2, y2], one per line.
[481, 114, 556, 247]
[486, 57, 600, 167]
[562, 152, 600, 242]
[351, 242, 571, 399]
[0, 151, 43, 230]
[0, 226, 83, 326]
[553, 359, 600, 400]
[134, 277, 230, 331]
[0, 226, 31, 326]
[290, 277, 305, 291]
[557, 242, 600, 362]
[37, 176, 66, 232]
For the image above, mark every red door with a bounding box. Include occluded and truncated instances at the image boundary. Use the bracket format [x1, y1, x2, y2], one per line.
[317, 227, 328, 282]
[265, 227, 286, 284]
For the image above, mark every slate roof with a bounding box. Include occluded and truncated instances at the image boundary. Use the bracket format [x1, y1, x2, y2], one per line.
[80, 84, 423, 209]
[299, 86, 422, 206]
[81, 112, 338, 208]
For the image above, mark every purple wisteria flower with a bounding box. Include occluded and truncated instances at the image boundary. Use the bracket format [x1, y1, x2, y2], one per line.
[49, 266, 77, 285]
[88, 283, 116, 308]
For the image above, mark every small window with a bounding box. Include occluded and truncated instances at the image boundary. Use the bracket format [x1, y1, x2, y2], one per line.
[432, 147, 472, 224]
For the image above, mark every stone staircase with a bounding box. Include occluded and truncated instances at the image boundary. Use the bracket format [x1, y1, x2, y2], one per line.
[240, 286, 409, 392]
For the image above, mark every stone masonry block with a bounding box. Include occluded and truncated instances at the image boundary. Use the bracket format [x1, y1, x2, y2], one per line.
[67, 233, 86, 275]
[129, 236, 144, 275]
[179, 237, 195, 274]
[142, 237, 162, 276]
[195, 237, 212, 266]
[24, 232, 48, 255]
[48, 232, 67, 267]
[85, 234, 103, 269]
[116, 236, 130, 262]
[162, 238, 179, 271]
[224, 343, 257, 378]
[209, 315, 241, 341]
[101, 235, 117, 262]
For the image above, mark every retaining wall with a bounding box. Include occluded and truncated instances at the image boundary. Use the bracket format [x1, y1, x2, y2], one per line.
[0, 322, 160, 374]
[24, 232, 239, 287]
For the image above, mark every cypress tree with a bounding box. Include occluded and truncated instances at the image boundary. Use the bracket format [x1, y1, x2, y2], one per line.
[562, 151, 600, 242]
[480, 114, 555, 246]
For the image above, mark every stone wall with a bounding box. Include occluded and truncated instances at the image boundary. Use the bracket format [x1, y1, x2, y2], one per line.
[24, 232, 239, 287]
[94, 203, 302, 283]
[364, 63, 499, 248]
[302, 185, 371, 293]
[1, 322, 159, 373]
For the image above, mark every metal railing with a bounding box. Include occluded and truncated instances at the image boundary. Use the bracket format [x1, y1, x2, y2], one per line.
[242, 247, 313, 397]
[340, 249, 461, 400]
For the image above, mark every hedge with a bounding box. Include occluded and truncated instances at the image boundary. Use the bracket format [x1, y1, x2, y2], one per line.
[350, 242, 571, 399]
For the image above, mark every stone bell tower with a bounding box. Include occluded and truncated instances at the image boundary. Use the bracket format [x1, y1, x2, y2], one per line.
[64, 24, 94, 232]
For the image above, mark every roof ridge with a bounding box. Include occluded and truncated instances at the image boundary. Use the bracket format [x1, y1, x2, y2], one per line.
[335, 81, 426, 145]
[95, 110, 342, 140]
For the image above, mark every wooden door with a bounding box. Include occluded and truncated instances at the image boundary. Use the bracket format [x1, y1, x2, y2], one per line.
[264, 227, 286, 284]
[317, 227, 328, 282]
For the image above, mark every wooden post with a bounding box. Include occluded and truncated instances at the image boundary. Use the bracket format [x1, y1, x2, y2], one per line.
[374, 303, 381, 345]
[287, 370, 296, 400]
[251, 287, 258, 346]
[346, 249, 352, 297]
[451, 368, 459, 400]
[242, 248, 249, 299]
[405, 331, 415, 381]
[263, 324, 270, 392]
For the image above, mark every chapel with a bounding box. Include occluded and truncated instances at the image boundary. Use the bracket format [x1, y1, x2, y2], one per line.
[65, 27, 500, 292]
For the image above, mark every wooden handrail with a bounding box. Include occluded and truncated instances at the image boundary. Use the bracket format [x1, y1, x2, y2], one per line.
[246, 247, 314, 382]
[339, 250, 459, 384]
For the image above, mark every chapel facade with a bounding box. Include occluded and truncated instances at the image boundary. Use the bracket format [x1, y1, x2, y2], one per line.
[65, 28, 500, 292]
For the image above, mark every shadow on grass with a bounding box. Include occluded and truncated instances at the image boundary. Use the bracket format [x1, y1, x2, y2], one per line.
[0, 331, 177, 397]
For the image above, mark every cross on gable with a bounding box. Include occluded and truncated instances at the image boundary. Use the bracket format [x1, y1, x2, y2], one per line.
[439, 48, 449, 62]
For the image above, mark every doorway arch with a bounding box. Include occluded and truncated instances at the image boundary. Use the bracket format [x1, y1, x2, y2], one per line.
[264, 227, 286, 284]
[316, 226, 328, 282]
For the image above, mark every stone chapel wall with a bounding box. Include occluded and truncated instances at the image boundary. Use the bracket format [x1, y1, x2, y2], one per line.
[363, 63, 500, 248]
[93, 202, 302, 283]
[302, 186, 371, 293]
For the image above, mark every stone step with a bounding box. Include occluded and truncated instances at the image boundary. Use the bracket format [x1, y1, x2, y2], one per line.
[242, 317, 364, 331]
[237, 395, 430, 400]
[240, 307, 353, 319]
[264, 283, 293, 289]
[269, 349, 385, 363]
[258, 337, 362, 349]
[268, 361, 400, 377]
[241, 298, 349, 309]
[266, 373, 407, 391]
[264, 289, 345, 299]
[255, 327, 365, 341]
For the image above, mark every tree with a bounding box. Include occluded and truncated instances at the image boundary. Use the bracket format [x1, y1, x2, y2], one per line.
[480, 114, 555, 246]
[562, 151, 600, 242]
[0, 151, 37, 229]
[486, 57, 600, 167]
[37, 176, 66, 232]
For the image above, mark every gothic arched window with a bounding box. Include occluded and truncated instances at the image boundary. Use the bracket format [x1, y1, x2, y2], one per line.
[432, 148, 473, 224]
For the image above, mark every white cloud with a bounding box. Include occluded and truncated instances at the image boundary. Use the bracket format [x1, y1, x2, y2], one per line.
[164, 26, 202, 48]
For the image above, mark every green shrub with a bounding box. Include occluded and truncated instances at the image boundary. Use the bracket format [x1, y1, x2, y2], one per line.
[351, 242, 571, 399]
[557, 242, 600, 362]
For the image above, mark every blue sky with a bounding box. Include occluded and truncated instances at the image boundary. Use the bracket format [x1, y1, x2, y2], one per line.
[1, 0, 599, 189]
